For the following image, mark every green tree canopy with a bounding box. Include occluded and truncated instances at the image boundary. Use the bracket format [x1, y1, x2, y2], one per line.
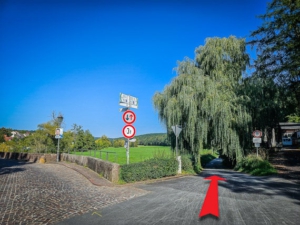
[113, 139, 125, 148]
[249, 0, 300, 112]
[153, 36, 251, 165]
[95, 135, 112, 149]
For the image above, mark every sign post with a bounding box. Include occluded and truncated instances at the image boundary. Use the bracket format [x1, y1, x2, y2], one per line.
[172, 125, 183, 174]
[55, 128, 63, 162]
[120, 93, 138, 165]
[252, 130, 262, 157]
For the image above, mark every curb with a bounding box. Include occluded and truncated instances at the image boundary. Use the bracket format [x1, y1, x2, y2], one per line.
[59, 163, 113, 187]
[115, 174, 194, 187]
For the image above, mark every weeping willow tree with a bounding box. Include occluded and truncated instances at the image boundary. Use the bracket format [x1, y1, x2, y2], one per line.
[153, 36, 251, 167]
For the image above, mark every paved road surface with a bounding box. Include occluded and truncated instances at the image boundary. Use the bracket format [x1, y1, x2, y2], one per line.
[0, 159, 148, 225]
[1, 158, 300, 225]
[204, 158, 224, 169]
[58, 169, 300, 225]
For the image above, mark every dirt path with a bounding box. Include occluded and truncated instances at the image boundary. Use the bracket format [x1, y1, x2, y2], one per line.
[269, 149, 300, 183]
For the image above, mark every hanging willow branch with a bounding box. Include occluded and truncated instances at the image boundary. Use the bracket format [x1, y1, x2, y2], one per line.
[153, 36, 251, 161]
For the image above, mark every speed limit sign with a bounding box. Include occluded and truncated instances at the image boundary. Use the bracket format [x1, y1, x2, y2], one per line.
[122, 124, 136, 139]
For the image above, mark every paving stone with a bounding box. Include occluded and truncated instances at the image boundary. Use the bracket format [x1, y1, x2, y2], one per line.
[0, 159, 148, 225]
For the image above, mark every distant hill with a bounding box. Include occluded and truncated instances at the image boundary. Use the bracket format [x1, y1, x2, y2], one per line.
[95, 133, 171, 146]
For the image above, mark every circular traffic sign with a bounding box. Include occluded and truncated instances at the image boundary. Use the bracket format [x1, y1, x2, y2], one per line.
[122, 124, 136, 138]
[252, 130, 262, 138]
[122, 110, 136, 124]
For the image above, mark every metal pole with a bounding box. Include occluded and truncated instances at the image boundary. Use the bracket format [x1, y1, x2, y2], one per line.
[175, 126, 178, 157]
[57, 138, 60, 162]
[257, 147, 258, 157]
[127, 138, 130, 165]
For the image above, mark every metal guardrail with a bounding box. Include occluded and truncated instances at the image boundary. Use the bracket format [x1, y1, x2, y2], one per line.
[73, 149, 118, 163]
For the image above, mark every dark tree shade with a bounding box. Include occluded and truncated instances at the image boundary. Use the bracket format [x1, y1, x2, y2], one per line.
[249, 0, 300, 111]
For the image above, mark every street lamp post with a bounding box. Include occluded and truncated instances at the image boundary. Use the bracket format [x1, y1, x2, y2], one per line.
[56, 115, 63, 162]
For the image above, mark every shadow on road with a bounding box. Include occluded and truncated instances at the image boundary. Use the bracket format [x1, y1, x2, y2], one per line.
[0, 158, 31, 175]
[198, 169, 300, 205]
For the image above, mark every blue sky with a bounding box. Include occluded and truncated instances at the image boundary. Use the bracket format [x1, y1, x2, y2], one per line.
[0, 0, 268, 138]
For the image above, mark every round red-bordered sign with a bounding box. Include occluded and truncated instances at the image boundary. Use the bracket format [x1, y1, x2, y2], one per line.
[252, 130, 262, 138]
[122, 110, 136, 124]
[122, 124, 136, 138]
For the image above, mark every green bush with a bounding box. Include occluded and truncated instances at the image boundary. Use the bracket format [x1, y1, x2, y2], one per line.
[120, 158, 178, 183]
[181, 154, 194, 172]
[234, 154, 277, 176]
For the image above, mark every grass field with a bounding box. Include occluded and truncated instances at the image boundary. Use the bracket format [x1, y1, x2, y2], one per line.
[71, 146, 172, 165]
[70, 146, 218, 166]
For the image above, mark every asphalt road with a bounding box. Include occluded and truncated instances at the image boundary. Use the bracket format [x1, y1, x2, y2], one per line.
[57, 169, 300, 225]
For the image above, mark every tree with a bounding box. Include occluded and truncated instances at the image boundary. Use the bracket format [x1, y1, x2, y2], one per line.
[0, 127, 12, 142]
[153, 36, 251, 167]
[70, 123, 82, 150]
[249, 0, 300, 112]
[286, 113, 300, 122]
[84, 130, 96, 149]
[74, 128, 85, 150]
[25, 129, 54, 152]
[113, 139, 125, 148]
[0, 143, 10, 152]
[60, 131, 74, 152]
[95, 135, 112, 149]
[239, 75, 293, 129]
[130, 138, 139, 147]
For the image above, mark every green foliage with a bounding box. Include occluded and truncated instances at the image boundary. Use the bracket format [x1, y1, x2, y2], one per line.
[200, 154, 216, 168]
[120, 158, 178, 183]
[60, 131, 75, 151]
[153, 36, 251, 164]
[137, 133, 170, 146]
[240, 75, 293, 132]
[25, 129, 55, 153]
[95, 135, 112, 149]
[286, 113, 300, 122]
[0, 127, 12, 142]
[249, 0, 300, 112]
[73, 128, 85, 150]
[84, 130, 96, 149]
[180, 154, 194, 172]
[113, 139, 125, 148]
[0, 142, 10, 152]
[234, 154, 277, 176]
[129, 138, 139, 147]
[110, 133, 170, 146]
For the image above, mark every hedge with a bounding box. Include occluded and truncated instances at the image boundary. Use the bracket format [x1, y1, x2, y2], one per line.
[234, 154, 277, 176]
[120, 158, 178, 183]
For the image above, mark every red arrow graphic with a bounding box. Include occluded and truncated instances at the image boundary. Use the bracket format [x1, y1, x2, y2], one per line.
[199, 175, 226, 218]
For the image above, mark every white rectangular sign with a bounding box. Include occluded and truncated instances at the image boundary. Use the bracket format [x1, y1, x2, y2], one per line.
[55, 128, 63, 139]
[119, 93, 138, 109]
[253, 138, 262, 143]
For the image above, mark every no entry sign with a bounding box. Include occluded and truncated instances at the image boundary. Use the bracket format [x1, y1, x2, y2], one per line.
[122, 110, 136, 124]
[122, 124, 136, 139]
[252, 130, 262, 138]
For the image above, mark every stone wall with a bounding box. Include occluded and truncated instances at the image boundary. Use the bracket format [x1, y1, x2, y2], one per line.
[0, 152, 120, 183]
[0, 152, 58, 163]
[62, 154, 120, 183]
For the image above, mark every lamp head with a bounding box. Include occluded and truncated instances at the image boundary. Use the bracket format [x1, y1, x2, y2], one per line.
[57, 115, 64, 126]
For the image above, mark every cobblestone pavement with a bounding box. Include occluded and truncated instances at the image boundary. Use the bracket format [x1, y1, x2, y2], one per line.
[0, 159, 148, 225]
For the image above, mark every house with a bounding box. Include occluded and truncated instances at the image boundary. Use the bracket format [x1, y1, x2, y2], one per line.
[278, 122, 300, 146]
[3, 131, 30, 142]
[4, 135, 13, 141]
